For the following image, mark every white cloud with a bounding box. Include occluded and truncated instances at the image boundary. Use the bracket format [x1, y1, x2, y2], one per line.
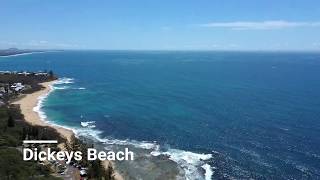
[0, 40, 82, 49]
[200, 20, 320, 30]
[181, 42, 240, 50]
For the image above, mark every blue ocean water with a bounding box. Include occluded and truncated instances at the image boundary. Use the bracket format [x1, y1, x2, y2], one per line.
[1, 51, 320, 179]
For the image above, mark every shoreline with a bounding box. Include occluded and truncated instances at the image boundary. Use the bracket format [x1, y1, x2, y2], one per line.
[12, 80, 123, 180]
[0, 51, 45, 57]
[13, 80, 74, 142]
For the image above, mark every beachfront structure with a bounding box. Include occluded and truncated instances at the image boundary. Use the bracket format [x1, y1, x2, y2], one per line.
[11, 83, 25, 92]
[17, 72, 31, 76]
[0, 71, 49, 76]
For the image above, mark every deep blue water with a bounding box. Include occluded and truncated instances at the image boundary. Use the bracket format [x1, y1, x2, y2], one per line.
[1, 51, 320, 179]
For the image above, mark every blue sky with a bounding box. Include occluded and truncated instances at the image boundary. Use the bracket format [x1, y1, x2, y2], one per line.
[1, 0, 320, 50]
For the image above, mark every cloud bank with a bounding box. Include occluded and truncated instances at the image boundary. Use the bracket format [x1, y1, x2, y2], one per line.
[201, 20, 320, 30]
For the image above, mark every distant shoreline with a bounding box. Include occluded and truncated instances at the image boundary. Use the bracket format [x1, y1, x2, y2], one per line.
[0, 51, 48, 57]
[0, 49, 64, 57]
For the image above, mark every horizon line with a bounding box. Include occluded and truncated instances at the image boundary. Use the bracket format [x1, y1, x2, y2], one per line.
[1, 48, 320, 53]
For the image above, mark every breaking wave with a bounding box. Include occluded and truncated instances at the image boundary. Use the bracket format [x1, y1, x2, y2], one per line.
[80, 121, 96, 128]
[73, 127, 214, 180]
[54, 77, 74, 85]
[33, 77, 75, 122]
[33, 77, 214, 180]
[151, 148, 213, 180]
[52, 86, 70, 90]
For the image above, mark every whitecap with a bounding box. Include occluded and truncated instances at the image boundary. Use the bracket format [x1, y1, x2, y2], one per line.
[202, 164, 214, 180]
[54, 77, 74, 85]
[52, 86, 70, 90]
[102, 139, 159, 150]
[32, 94, 48, 121]
[152, 148, 213, 180]
[32, 79, 214, 180]
[32, 81, 56, 121]
[76, 128, 213, 180]
[80, 121, 96, 128]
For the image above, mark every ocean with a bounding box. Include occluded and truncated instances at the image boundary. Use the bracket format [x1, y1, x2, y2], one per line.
[1, 50, 320, 179]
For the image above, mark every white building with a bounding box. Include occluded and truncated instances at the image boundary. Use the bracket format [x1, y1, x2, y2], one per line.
[11, 83, 25, 92]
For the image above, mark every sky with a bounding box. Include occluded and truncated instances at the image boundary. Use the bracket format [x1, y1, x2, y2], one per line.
[1, 0, 320, 51]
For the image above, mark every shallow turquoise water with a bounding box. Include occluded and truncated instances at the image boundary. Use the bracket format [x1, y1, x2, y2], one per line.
[1, 51, 320, 179]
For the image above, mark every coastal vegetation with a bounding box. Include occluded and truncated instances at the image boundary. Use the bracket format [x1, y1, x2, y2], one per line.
[65, 135, 116, 180]
[0, 71, 117, 180]
[0, 105, 62, 180]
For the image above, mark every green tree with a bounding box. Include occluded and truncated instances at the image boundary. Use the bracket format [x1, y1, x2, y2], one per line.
[7, 115, 14, 127]
[89, 159, 104, 178]
[106, 164, 115, 180]
[21, 127, 27, 140]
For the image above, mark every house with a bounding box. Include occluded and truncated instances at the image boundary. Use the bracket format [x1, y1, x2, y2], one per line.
[11, 83, 25, 92]
[35, 72, 49, 76]
[17, 71, 31, 76]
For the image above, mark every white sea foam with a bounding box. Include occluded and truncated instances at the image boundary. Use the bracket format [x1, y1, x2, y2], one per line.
[52, 77, 86, 91]
[103, 139, 159, 150]
[151, 148, 213, 180]
[52, 86, 70, 90]
[80, 121, 96, 128]
[32, 76, 214, 180]
[64, 123, 213, 180]
[54, 77, 74, 85]
[33, 77, 74, 123]
[33, 93, 49, 121]
[76, 87, 86, 90]
[41, 115, 214, 180]
[32, 81, 57, 121]
[202, 164, 214, 180]
[76, 127, 213, 180]
[73, 127, 103, 141]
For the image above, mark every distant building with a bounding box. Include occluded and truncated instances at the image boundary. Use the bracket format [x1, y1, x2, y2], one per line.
[11, 83, 25, 92]
[35, 72, 48, 76]
[17, 71, 31, 76]
[0, 71, 11, 74]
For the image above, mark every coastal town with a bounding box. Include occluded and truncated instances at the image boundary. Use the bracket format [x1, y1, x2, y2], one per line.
[0, 71, 116, 180]
[0, 70, 53, 104]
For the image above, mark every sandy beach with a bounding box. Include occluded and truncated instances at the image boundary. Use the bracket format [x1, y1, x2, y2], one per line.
[13, 80, 74, 142]
[12, 80, 123, 180]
